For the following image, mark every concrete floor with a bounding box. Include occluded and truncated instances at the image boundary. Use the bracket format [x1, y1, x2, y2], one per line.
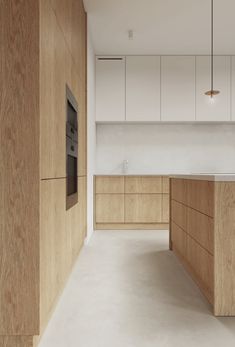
[39, 230, 235, 347]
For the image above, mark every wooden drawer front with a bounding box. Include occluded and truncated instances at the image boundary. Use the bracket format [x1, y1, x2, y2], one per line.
[162, 177, 169, 194]
[125, 194, 162, 223]
[171, 222, 187, 258]
[171, 178, 187, 204]
[187, 236, 214, 295]
[187, 180, 214, 217]
[95, 176, 124, 194]
[96, 194, 124, 223]
[171, 200, 187, 231]
[162, 194, 169, 223]
[125, 176, 162, 194]
[187, 208, 214, 255]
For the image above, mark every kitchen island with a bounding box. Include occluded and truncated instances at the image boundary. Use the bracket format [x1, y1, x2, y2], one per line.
[170, 174, 235, 316]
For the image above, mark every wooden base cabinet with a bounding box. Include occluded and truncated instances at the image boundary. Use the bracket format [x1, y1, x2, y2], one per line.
[95, 176, 169, 230]
[170, 178, 235, 316]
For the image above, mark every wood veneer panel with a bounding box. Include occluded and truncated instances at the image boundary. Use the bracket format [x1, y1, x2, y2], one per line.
[214, 182, 235, 316]
[40, 179, 67, 328]
[171, 222, 187, 258]
[162, 194, 169, 223]
[96, 194, 125, 223]
[187, 179, 214, 217]
[125, 176, 162, 193]
[162, 177, 170, 194]
[125, 194, 162, 223]
[96, 176, 124, 194]
[40, 0, 71, 179]
[0, 336, 33, 347]
[0, 0, 40, 335]
[171, 200, 187, 231]
[171, 178, 187, 205]
[187, 236, 214, 301]
[187, 208, 214, 255]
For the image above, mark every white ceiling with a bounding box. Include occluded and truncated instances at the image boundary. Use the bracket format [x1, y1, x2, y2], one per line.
[83, 0, 235, 55]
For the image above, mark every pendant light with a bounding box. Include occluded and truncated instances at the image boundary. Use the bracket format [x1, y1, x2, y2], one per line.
[205, 0, 220, 98]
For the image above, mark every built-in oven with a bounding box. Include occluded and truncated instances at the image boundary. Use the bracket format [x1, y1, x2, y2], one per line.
[66, 85, 78, 210]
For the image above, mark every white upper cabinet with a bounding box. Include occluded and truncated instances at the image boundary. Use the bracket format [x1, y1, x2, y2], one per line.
[126, 56, 161, 121]
[96, 57, 125, 122]
[161, 56, 196, 121]
[232, 57, 235, 121]
[196, 56, 231, 121]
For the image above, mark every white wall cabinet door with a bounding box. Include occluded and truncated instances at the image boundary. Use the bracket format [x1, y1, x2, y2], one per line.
[161, 56, 196, 121]
[96, 57, 125, 122]
[231, 57, 235, 121]
[196, 56, 231, 122]
[126, 56, 161, 121]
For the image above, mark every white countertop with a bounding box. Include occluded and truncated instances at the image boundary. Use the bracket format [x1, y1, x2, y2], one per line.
[171, 174, 235, 182]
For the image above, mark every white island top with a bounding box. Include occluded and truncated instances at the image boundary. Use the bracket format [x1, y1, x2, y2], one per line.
[171, 174, 235, 182]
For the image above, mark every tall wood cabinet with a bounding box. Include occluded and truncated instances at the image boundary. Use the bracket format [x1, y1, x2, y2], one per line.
[0, 0, 87, 345]
[94, 176, 169, 230]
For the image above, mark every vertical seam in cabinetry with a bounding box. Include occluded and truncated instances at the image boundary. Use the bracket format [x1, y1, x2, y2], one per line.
[160, 56, 162, 121]
[230, 56, 232, 121]
[123, 176, 126, 223]
[125, 56, 127, 121]
[195, 56, 197, 121]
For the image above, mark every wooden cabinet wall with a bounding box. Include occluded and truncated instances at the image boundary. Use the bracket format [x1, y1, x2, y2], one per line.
[94, 176, 169, 229]
[170, 178, 235, 316]
[0, 0, 87, 345]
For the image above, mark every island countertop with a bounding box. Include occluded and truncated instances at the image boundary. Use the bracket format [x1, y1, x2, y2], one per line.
[170, 174, 235, 182]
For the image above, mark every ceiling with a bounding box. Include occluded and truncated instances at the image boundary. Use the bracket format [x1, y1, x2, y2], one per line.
[83, 0, 235, 55]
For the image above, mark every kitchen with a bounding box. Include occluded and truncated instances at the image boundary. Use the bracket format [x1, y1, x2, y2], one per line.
[1, 0, 235, 346]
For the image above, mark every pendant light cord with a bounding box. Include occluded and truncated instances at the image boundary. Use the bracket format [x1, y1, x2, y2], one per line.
[211, 0, 214, 92]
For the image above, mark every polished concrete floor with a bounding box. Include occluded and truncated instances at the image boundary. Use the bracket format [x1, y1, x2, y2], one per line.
[39, 230, 235, 347]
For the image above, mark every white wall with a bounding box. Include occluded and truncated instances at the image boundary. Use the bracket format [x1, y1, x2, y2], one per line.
[86, 29, 96, 240]
[96, 124, 235, 174]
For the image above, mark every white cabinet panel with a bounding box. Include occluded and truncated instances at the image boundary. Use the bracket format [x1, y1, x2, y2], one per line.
[161, 56, 196, 121]
[196, 56, 231, 121]
[232, 57, 235, 121]
[126, 56, 161, 121]
[96, 57, 125, 122]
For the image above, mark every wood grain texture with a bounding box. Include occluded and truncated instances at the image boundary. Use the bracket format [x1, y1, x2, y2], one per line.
[0, 336, 33, 347]
[187, 179, 214, 217]
[40, 0, 71, 179]
[187, 236, 214, 301]
[162, 177, 169, 194]
[125, 194, 162, 223]
[162, 194, 169, 223]
[171, 222, 187, 259]
[187, 207, 214, 255]
[96, 194, 125, 223]
[171, 178, 187, 205]
[125, 176, 162, 193]
[95, 223, 169, 230]
[214, 182, 235, 316]
[95, 176, 124, 194]
[171, 200, 187, 231]
[0, 0, 40, 335]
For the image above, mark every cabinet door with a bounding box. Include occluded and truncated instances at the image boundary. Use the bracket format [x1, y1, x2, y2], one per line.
[161, 56, 196, 121]
[125, 176, 162, 193]
[96, 176, 124, 194]
[96, 57, 125, 122]
[126, 56, 160, 121]
[232, 57, 235, 120]
[125, 194, 162, 223]
[162, 194, 169, 223]
[95, 194, 124, 223]
[196, 56, 231, 121]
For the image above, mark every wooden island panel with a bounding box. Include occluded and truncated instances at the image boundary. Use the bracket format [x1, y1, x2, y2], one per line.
[170, 177, 235, 316]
